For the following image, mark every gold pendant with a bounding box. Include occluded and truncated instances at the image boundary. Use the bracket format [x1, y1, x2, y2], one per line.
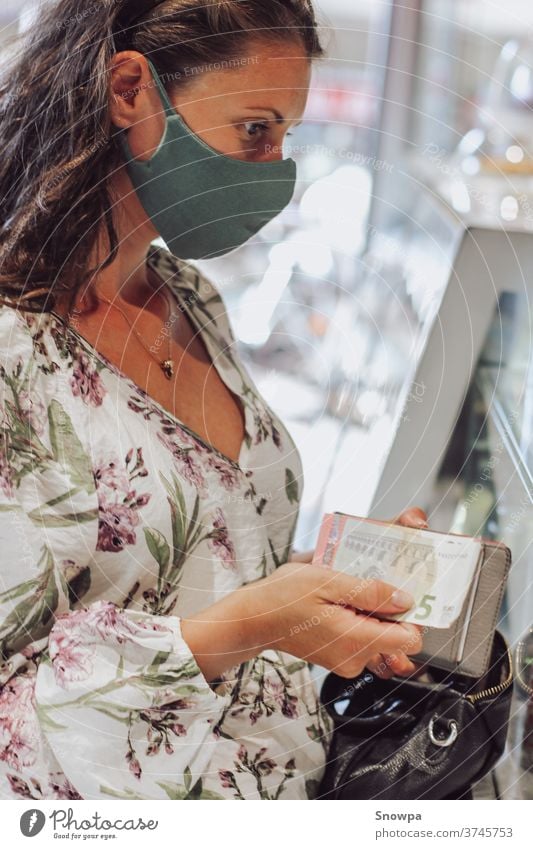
[161, 359, 174, 379]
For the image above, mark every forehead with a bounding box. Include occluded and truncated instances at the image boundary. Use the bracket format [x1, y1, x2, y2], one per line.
[185, 38, 312, 116]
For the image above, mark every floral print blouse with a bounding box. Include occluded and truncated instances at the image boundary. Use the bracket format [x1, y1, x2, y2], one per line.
[0, 244, 334, 801]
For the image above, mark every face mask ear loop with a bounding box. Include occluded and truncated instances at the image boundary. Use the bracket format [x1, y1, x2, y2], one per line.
[146, 58, 177, 119]
[111, 58, 176, 159]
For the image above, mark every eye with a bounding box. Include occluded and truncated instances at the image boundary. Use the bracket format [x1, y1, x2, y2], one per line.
[242, 121, 270, 138]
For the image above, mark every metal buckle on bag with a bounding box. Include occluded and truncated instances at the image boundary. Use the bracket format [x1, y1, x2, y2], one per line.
[428, 716, 459, 748]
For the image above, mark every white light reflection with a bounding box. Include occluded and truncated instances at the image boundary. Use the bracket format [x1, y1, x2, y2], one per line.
[500, 195, 519, 220]
[506, 144, 524, 163]
[235, 243, 295, 345]
[299, 165, 372, 255]
[449, 180, 471, 214]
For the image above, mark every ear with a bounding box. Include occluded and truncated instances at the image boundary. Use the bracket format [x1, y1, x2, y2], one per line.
[108, 51, 157, 128]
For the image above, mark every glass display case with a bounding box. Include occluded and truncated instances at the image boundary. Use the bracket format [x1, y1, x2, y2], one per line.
[435, 289, 533, 800]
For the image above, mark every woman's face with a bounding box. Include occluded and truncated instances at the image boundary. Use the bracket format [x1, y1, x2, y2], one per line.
[110, 37, 312, 165]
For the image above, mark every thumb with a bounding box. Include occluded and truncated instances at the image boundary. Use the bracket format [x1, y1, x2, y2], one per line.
[322, 570, 415, 615]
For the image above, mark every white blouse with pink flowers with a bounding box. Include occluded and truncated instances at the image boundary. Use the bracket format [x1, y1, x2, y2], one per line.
[0, 245, 333, 801]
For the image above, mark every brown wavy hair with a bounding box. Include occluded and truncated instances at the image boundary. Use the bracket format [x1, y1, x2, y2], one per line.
[0, 0, 325, 317]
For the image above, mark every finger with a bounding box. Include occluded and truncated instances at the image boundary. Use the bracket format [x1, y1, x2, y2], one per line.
[323, 571, 416, 616]
[367, 651, 417, 678]
[366, 653, 395, 679]
[394, 506, 429, 529]
[348, 615, 424, 658]
[383, 652, 417, 676]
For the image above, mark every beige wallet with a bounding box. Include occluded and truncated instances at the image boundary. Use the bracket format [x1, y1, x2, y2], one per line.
[412, 530, 511, 677]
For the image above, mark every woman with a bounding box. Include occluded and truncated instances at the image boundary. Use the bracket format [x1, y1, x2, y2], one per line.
[0, 0, 427, 800]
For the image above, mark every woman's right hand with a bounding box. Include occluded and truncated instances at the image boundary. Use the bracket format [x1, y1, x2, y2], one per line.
[248, 561, 423, 678]
[181, 561, 423, 682]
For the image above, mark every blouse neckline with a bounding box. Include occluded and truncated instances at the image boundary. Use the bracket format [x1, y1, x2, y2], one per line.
[49, 246, 252, 473]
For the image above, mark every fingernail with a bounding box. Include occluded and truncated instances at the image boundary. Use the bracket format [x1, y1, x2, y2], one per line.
[392, 589, 414, 609]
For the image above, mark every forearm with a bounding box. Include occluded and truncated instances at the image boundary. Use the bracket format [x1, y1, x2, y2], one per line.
[180, 585, 268, 683]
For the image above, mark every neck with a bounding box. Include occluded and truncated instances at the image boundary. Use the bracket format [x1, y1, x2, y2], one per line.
[54, 169, 161, 319]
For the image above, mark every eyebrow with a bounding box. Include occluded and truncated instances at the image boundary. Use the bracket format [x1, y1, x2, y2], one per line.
[244, 107, 303, 127]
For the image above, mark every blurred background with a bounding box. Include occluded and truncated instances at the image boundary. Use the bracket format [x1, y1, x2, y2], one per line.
[1, 0, 532, 798]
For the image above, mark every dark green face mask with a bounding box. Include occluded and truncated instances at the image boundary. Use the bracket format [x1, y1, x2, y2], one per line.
[113, 59, 298, 260]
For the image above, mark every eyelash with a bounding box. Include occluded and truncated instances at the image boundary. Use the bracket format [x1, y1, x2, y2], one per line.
[242, 121, 294, 139]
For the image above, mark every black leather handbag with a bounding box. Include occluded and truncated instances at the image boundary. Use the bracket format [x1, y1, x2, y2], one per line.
[317, 630, 513, 800]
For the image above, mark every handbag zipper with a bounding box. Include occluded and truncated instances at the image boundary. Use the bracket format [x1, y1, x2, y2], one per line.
[465, 642, 514, 703]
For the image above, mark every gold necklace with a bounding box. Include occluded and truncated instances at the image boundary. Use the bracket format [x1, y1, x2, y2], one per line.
[96, 285, 179, 380]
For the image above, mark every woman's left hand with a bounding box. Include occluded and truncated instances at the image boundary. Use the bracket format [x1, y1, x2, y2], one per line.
[366, 504, 429, 679]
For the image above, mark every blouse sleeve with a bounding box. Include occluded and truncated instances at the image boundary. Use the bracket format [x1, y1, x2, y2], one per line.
[0, 307, 232, 801]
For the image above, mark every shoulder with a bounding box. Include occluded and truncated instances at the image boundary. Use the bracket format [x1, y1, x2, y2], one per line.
[0, 304, 65, 396]
[1, 305, 44, 396]
[0, 303, 35, 362]
[0, 303, 101, 458]
[0, 306, 98, 605]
